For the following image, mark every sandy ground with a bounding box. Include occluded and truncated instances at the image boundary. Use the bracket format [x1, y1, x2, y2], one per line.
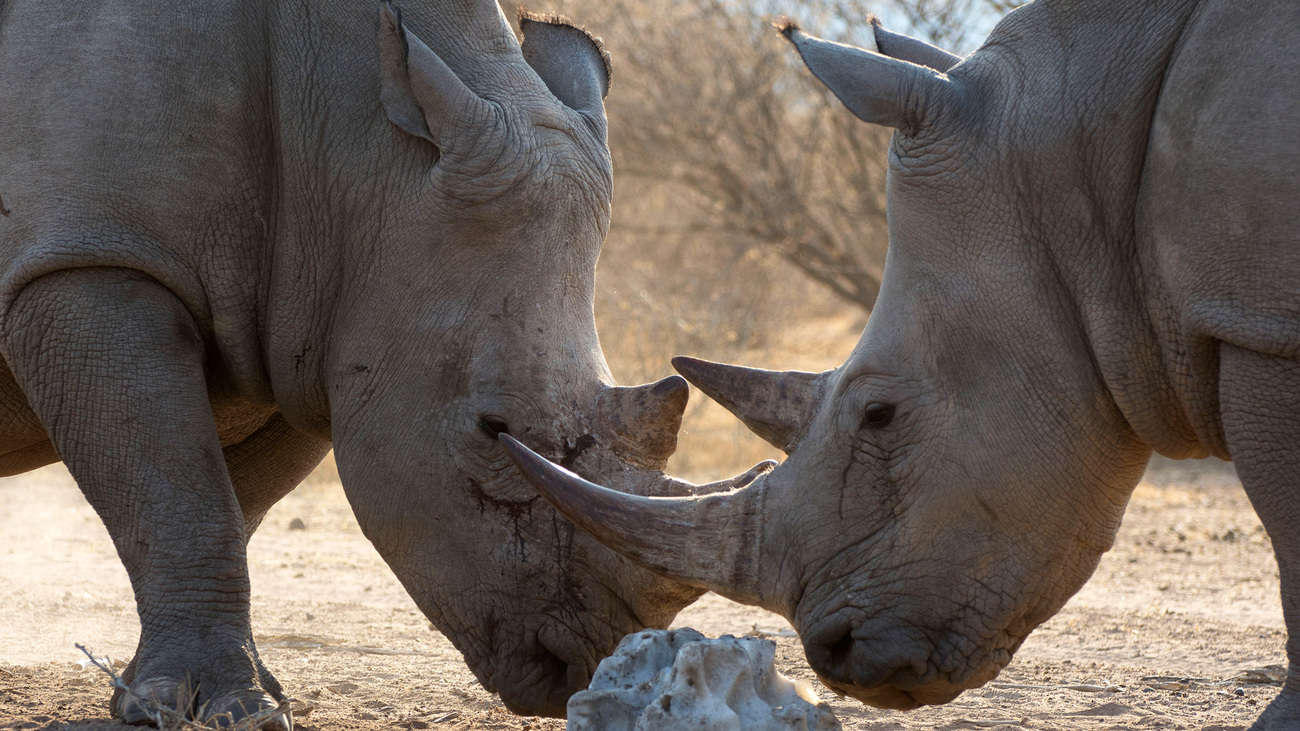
[0, 457, 1286, 730]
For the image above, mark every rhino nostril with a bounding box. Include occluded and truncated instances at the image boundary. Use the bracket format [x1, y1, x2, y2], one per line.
[479, 415, 510, 438]
[829, 631, 855, 674]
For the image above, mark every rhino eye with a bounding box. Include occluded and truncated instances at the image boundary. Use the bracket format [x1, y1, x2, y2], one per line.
[479, 415, 511, 438]
[860, 402, 895, 429]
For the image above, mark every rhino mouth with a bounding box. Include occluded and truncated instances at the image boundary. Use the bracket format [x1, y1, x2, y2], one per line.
[809, 646, 1004, 711]
[476, 624, 605, 718]
[469, 587, 653, 719]
[490, 638, 593, 717]
[823, 677, 969, 711]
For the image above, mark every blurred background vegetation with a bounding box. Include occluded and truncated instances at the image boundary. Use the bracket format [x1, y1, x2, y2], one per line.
[536, 0, 1020, 480]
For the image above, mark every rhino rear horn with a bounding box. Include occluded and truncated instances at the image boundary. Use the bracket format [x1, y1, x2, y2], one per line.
[777, 18, 962, 135]
[518, 9, 611, 122]
[672, 357, 827, 454]
[378, 2, 492, 147]
[596, 376, 689, 470]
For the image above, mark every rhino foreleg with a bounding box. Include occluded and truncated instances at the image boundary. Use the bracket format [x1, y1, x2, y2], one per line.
[0, 267, 286, 729]
[1221, 344, 1300, 731]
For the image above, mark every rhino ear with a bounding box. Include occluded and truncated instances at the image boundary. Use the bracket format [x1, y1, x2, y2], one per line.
[778, 19, 960, 135]
[672, 357, 829, 454]
[869, 16, 963, 72]
[518, 9, 611, 121]
[377, 2, 489, 146]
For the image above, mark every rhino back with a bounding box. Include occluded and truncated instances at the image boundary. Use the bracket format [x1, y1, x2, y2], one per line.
[0, 1, 275, 385]
[1137, 0, 1300, 446]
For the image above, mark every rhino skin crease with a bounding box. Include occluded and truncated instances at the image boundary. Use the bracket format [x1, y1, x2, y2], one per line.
[502, 2, 1300, 729]
[0, 0, 765, 723]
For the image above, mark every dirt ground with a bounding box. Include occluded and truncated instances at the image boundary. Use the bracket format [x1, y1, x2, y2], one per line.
[0, 456, 1286, 731]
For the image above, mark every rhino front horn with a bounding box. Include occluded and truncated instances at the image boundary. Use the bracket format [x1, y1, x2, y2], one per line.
[500, 434, 765, 605]
[672, 357, 828, 454]
[596, 376, 690, 470]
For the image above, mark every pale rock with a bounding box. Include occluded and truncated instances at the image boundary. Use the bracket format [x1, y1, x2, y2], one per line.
[567, 628, 840, 731]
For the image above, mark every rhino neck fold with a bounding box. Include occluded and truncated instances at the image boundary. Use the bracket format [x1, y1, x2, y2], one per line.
[967, 0, 1212, 460]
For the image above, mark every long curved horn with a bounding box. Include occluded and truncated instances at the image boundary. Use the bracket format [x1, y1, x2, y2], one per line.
[672, 356, 828, 454]
[500, 434, 765, 605]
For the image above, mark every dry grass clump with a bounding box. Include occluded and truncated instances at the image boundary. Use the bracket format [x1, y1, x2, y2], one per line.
[76, 645, 292, 731]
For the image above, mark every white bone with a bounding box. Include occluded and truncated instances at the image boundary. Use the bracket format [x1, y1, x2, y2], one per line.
[567, 628, 841, 731]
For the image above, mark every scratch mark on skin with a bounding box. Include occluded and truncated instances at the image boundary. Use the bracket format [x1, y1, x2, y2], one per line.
[293, 344, 311, 372]
[838, 451, 857, 521]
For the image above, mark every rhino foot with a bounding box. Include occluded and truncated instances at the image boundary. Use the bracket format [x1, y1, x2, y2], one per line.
[114, 676, 192, 725]
[1252, 689, 1300, 731]
[113, 677, 288, 730]
[201, 690, 292, 731]
[255, 654, 286, 702]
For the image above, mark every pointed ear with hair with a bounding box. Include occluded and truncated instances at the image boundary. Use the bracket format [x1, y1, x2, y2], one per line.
[779, 20, 963, 135]
[518, 9, 611, 123]
[869, 16, 963, 73]
[377, 2, 491, 147]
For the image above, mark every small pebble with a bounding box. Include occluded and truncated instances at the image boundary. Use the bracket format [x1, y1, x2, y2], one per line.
[288, 518, 307, 530]
[1235, 687, 1246, 696]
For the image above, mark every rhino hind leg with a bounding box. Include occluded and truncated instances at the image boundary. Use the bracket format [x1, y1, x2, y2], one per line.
[224, 412, 331, 540]
[1, 266, 286, 729]
[0, 351, 58, 475]
[1220, 344, 1300, 731]
[224, 413, 331, 704]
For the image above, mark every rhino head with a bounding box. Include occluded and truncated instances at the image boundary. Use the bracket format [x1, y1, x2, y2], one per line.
[500, 11, 1167, 712]
[314, 3, 764, 717]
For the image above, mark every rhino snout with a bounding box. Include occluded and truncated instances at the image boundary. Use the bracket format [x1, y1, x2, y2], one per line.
[801, 611, 999, 710]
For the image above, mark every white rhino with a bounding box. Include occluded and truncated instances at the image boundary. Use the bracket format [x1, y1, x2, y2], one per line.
[0, 0, 762, 725]
[502, 2, 1300, 730]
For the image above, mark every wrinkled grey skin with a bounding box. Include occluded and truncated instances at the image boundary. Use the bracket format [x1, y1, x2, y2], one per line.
[0, 0, 724, 723]
[501, 1, 1300, 728]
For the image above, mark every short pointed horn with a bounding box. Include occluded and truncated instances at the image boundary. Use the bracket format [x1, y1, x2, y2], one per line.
[500, 434, 764, 605]
[672, 356, 827, 454]
[596, 376, 690, 470]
